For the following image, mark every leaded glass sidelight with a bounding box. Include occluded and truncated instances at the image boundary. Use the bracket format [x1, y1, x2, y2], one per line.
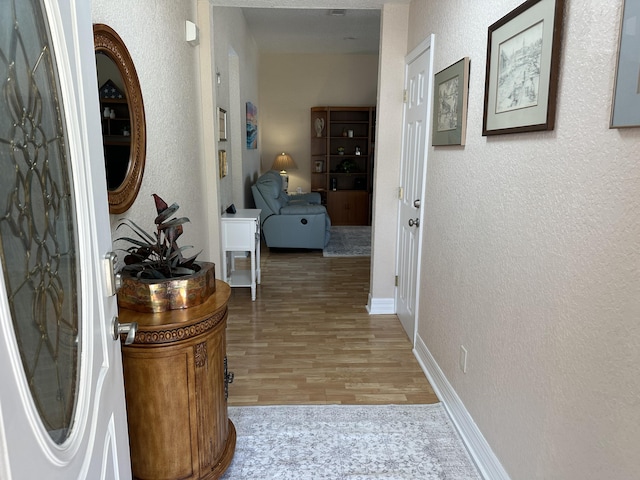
[0, 0, 81, 444]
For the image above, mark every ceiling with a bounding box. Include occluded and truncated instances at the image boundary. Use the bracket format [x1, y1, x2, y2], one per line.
[241, 8, 382, 55]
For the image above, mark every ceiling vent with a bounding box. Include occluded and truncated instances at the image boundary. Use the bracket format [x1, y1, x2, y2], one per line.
[329, 9, 346, 16]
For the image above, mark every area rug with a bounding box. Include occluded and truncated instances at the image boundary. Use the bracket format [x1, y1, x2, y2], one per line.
[221, 404, 480, 479]
[323, 226, 371, 257]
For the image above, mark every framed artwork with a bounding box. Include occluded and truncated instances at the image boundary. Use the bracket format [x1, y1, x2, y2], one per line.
[611, 0, 640, 127]
[246, 102, 257, 149]
[482, 0, 564, 135]
[432, 57, 470, 146]
[218, 108, 227, 142]
[218, 150, 227, 178]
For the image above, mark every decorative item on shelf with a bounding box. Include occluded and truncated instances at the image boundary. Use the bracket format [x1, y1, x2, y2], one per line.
[348, 129, 354, 137]
[103, 106, 110, 118]
[115, 193, 215, 313]
[122, 125, 130, 136]
[109, 108, 115, 119]
[336, 158, 358, 173]
[314, 117, 325, 137]
[331, 177, 337, 191]
[315, 160, 324, 173]
[337, 146, 345, 155]
[272, 152, 297, 193]
[98, 78, 124, 99]
[342, 128, 348, 137]
[354, 146, 361, 155]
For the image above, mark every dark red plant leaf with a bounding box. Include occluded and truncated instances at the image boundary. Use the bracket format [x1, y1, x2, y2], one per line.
[152, 193, 169, 214]
[123, 247, 152, 265]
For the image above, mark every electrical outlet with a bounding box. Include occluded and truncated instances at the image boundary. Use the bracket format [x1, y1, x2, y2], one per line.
[459, 346, 468, 374]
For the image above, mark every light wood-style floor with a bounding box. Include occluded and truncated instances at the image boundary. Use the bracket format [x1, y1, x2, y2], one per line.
[225, 247, 438, 406]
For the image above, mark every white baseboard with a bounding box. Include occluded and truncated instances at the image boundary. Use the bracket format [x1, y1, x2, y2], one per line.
[366, 295, 395, 314]
[414, 335, 511, 480]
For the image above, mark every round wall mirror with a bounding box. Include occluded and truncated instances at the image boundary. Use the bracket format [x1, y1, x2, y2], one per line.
[93, 24, 146, 214]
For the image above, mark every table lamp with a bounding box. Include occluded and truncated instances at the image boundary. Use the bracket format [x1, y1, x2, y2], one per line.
[272, 152, 297, 193]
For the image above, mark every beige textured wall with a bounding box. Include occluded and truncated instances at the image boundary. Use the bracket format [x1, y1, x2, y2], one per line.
[211, 7, 260, 210]
[258, 53, 378, 193]
[93, 0, 211, 261]
[409, 0, 640, 478]
[368, 3, 410, 309]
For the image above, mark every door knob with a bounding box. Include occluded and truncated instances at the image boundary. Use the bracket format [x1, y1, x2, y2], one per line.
[408, 218, 420, 227]
[112, 317, 138, 345]
[413, 199, 421, 208]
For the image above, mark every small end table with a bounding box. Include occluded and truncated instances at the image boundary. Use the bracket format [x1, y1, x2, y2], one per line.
[220, 209, 261, 300]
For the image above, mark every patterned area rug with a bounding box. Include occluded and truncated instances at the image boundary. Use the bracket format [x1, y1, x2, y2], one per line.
[221, 404, 480, 479]
[323, 226, 371, 257]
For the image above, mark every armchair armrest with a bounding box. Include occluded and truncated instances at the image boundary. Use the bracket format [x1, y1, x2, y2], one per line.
[288, 192, 321, 205]
[280, 204, 327, 215]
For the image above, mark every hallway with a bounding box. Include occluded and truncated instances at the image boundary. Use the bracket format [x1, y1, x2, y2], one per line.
[226, 248, 438, 406]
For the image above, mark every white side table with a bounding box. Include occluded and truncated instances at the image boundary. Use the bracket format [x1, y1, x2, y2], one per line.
[220, 209, 261, 300]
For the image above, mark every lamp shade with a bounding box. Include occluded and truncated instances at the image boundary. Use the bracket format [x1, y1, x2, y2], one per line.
[272, 152, 297, 172]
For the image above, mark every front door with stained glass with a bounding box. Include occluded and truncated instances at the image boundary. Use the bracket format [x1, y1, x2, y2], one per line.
[0, 1, 130, 478]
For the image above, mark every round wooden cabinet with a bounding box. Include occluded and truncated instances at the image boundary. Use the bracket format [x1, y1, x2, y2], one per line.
[118, 280, 235, 480]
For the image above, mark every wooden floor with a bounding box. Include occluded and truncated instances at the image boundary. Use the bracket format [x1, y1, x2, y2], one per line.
[225, 247, 438, 406]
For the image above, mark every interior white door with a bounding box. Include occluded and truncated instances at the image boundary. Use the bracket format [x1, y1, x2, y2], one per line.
[396, 37, 434, 344]
[0, 1, 131, 479]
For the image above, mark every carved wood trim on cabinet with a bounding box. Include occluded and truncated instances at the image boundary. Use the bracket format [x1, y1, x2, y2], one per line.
[118, 280, 235, 480]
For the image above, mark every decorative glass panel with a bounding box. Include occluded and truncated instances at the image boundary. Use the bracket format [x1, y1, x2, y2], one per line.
[0, 0, 81, 444]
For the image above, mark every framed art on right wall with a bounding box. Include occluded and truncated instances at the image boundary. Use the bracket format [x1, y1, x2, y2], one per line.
[610, 0, 640, 128]
[432, 57, 470, 146]
[482, 0, 564, 135]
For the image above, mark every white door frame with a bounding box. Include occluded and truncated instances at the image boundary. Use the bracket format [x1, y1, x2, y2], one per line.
[395, 35, 435, 344]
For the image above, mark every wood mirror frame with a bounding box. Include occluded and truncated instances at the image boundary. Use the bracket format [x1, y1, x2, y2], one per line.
[93, 23, 146, 214]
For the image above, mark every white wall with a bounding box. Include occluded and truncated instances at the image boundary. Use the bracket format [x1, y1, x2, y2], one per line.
[258, 53, 378, 193]
[211, 7, 260, 210]
[409, 0, 640, 478]
[93, 0, 211, 262]
[367, 3, 410, 313]
[94, 1, 261, 270]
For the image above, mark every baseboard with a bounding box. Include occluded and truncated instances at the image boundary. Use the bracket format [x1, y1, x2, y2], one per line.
[366, 295, 395, 314]
[414, 335, 511, 480]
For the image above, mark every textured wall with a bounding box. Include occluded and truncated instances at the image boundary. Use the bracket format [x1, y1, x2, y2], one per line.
[93, 0, 210, 260]
[258, 53, 378, 192]
[211, 7, 260, 210]
[368, 3, 410, 305]
[409, 0, 640, 478]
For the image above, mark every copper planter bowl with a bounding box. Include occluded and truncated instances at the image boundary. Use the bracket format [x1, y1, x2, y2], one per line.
[117, 262, 216, 313]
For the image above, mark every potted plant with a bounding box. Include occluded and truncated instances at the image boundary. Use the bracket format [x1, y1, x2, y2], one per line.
[115, 194, 216, 312]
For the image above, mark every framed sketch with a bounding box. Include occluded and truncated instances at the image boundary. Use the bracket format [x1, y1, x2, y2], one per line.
[482, 0, 564, 135]
[432, 57, 470, 146]
[218, 108, 227, 142]
[218, 150, 227, 178]
[611, 0, 640, 127]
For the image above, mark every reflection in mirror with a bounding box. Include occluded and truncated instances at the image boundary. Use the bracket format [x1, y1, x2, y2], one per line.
[96, 52, 130, 190]
[93, 24, 146, 214]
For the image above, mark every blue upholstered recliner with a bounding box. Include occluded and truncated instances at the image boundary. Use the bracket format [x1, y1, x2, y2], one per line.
[251, 171, 331, 249]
